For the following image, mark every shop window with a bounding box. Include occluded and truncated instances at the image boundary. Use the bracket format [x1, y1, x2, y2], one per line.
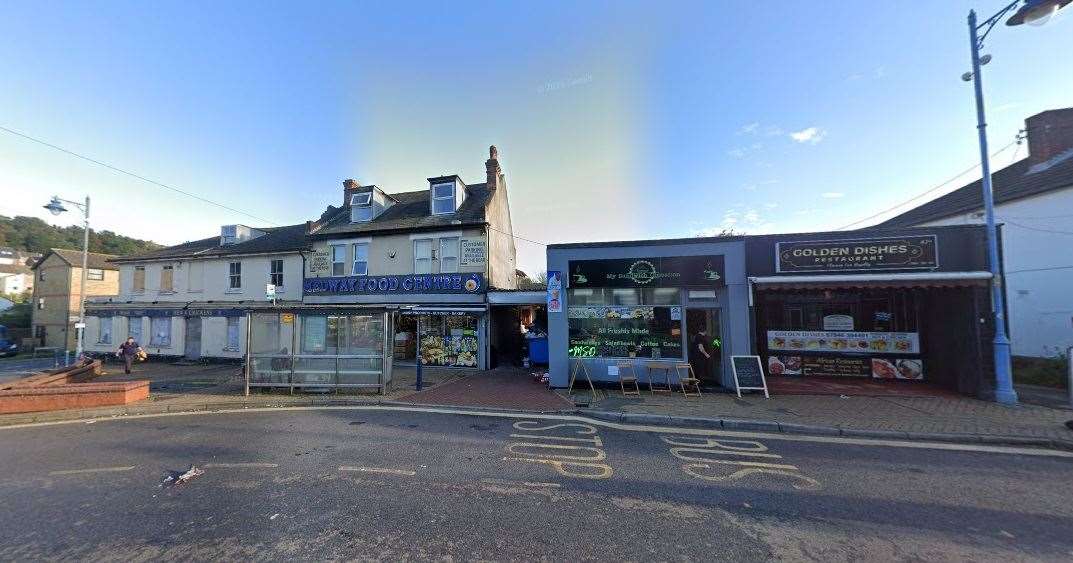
[228, 262, 242, 289]
[98, 316, 112, 344]
[88, 268, 105, 281]
[414, 239, 433, 274]
[128, 317, 143, 343]
[225, 317, 241, 351]
[270, 259, 284, 288]
[133, 266, 145, 293]
[351, 243, 369, 276]
[300, 314, 384, 355]
[418, 314, 478, 367]
[150, 317, 171, 347]
[439, 237, 459, 273]
[160, 265, 174, 292]
[567, 288, 680, 307]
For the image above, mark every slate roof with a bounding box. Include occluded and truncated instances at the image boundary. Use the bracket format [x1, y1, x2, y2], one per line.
[878, 150, 1073, 227]
[111, 223, 313, 263]
[312, 183, 491, 238]
[33, 249, 120, 270]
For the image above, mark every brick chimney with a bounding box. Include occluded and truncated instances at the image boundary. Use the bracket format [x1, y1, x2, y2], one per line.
[1026, 108, 1073, 165]
[343, 179, 362, 207]
[485, 145, 502, 191]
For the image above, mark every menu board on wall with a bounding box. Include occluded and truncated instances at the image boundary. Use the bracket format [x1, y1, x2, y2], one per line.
[776, 235, 938, 272]
[767, 330, 920, 355]
[309, 250, 331, 276]
[568, 256, 725, 288]
[568, 306, 682, 359]
[768, 355, 925, 380]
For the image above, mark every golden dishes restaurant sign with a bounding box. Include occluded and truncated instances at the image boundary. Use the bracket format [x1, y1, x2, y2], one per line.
[776, 236, 938, 272]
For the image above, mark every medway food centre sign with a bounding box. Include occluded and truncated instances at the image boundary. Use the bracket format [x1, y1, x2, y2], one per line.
[776, 235, 938, 273]
[303, 273, 485, 295]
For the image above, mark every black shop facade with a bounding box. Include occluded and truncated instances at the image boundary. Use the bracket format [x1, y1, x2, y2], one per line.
[745, 225, 1003, 398]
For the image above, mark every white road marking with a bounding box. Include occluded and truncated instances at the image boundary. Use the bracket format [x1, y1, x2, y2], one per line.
[480, 477, 561, 489]
[5, 405, 1072, 459]
[338, 466, 416, 476]
[204, 462, 279, 469]
[49, 466, 135, 476]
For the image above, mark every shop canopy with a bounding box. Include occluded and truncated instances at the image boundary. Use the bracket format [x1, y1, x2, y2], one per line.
[748, 271, 992, 293]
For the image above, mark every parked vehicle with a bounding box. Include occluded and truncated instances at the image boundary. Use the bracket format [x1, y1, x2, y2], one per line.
[0, 325, 19, 357]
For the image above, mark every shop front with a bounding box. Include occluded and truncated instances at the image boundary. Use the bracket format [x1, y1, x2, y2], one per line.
[302, 272, 490, 370]
[746, 226, 1000, 397]
[546, 238, 750, 389]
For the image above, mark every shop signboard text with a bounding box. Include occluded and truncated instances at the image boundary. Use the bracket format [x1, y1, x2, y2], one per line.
[776, 236, 938, 272]
[569, 255, 725, 288]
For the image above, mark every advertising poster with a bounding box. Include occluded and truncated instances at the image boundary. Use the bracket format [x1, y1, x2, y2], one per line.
[546, 270, 562, 313]
[767, 330, 920, 355]
[460, 238, 487, 267]
[768, 355, 925, 380]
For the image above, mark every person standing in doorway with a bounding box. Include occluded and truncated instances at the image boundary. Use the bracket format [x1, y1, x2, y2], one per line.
[691, 327, 712, 382]
[116, 336, 142, 375]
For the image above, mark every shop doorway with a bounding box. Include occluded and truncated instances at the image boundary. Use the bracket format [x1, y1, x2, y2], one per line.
[686, 308, 723, 387]
[184, 317, 201, 360]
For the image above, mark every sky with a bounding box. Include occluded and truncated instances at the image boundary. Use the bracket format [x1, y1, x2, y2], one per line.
[1, 1, 1071, 275]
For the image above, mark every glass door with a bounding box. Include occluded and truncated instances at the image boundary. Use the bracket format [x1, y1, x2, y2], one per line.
[686, 308, 723, 387]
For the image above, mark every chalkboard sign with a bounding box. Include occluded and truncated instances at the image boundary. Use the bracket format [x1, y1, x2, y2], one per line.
[731, 355, 769, 398]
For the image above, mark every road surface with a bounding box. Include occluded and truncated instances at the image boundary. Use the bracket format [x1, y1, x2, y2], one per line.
[1, 407, 1071, 561]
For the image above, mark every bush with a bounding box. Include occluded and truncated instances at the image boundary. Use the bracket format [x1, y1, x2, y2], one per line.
[1012, 354, 1068, 389]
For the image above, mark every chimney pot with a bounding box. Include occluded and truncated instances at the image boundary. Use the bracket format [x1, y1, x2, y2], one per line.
[486, 146, 502, 191]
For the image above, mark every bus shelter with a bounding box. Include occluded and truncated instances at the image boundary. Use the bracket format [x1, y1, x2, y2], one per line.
[245, 308, 392, 394]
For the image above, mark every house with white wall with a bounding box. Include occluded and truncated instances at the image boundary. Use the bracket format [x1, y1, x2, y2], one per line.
[83, 224, 310, 359]
[879, 107, 1073, 358]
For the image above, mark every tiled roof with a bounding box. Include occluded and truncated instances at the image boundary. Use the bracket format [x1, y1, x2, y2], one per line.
[878, 151, 1073, 227]
[111, 222, 313, 263]
[33, 249, 120, 270]
[0, 263, 32, 275]
[313, 184, 491, 238]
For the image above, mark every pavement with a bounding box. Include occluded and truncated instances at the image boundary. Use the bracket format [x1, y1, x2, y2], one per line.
[0, 356, 65, 383]
[1, 361, 1071, 451]
[1, 407, 1071, 560]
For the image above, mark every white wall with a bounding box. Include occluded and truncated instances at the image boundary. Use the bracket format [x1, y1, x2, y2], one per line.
[920, 186, 1073, 357]
[118, 253, 304, 302]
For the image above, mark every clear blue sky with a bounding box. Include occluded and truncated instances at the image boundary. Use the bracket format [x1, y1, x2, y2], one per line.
[1, 1, 1070, 274]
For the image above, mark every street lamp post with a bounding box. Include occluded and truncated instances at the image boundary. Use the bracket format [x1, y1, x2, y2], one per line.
[963, 0, 1069, 405]
[43, 195, 91, 360]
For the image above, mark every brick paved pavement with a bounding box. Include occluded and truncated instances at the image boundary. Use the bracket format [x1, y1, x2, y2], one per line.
[399, 368, 572, 411]
[568, 388, 1073, 443]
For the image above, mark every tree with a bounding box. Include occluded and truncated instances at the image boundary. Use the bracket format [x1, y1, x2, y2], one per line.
[0, 215, 162, 256]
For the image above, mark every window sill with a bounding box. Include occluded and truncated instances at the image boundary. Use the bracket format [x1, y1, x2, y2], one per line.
[222, 347, 240, 352]
[158, 290, 177, 295]
[224, 289, 243, 294]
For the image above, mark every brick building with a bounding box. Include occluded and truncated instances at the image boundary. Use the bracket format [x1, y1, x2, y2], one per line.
[30, 249, 119, 350]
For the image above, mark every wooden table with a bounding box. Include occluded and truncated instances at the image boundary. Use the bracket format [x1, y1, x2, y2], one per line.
[644, 361, 674, 393]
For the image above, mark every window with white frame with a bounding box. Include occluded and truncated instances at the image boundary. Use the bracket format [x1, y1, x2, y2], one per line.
[350, 192, 373, 222]
[228, 262, 242, 289]
[88, 268, 105, 281]
[128, 316, 143, 343]
[331, 245, 346, 276]
[439, 237, 459, 273]
[133, 266, 145, 292]
[351, 243, 369, 276]
[270, 259, 284, 287]
[150, 317, 171, 346]
[414, 239, 433, 274]
[160, 265, 174, 292]
[98, 316, 112, 344]
[225, 316, 241, 351]
[431, 183, 455, 215]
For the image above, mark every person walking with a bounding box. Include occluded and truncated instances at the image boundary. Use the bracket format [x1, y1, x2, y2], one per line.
[116, 336, 142, 375]
[690, 327, 712, 383]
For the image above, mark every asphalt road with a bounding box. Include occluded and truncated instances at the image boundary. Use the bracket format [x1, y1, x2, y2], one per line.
[0, 356, 61, 383]
[1, 408, 1071, 561]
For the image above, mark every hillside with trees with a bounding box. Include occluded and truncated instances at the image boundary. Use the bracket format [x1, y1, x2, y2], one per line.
[0, 215, 163, 257]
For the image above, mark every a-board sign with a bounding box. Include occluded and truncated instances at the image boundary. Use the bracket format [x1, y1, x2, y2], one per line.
[731, 355, 769, 398]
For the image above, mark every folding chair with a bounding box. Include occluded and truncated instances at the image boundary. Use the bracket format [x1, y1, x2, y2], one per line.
[617, 361, 641, 397]
[674, 362, 702, 397]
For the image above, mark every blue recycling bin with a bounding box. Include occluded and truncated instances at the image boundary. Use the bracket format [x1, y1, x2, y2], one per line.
[528, 337, 549, 364]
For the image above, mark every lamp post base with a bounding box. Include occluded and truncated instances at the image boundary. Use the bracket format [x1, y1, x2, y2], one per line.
[993, 339, 1018, 405]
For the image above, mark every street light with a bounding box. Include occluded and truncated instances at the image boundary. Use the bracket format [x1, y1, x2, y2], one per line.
[42, 194, 91, 360]
[965, 0, 1068, 405]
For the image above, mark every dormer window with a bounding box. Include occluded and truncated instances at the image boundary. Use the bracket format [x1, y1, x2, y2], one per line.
[350, 192, 373, 222]
[431, 183, 455, 215]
